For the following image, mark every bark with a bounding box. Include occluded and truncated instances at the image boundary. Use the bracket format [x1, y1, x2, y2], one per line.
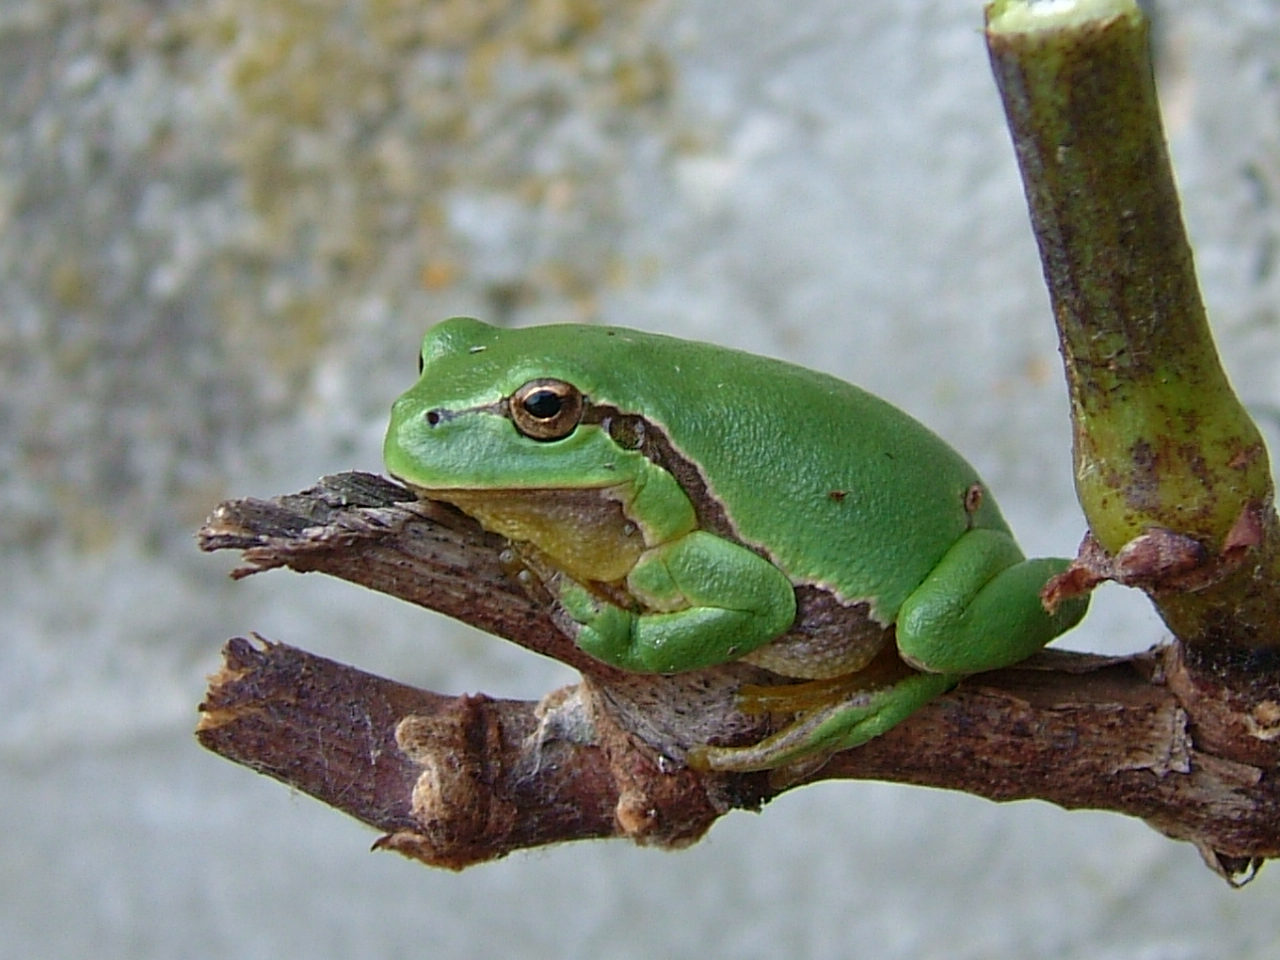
[197, 473, 1280, 884]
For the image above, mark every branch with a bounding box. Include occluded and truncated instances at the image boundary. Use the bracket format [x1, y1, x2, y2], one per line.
[986, 0, 1280, 651]
[197, 473, 1280, 884]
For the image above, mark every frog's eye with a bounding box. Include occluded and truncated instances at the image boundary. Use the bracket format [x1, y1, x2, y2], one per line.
[510, 379, 584, 441]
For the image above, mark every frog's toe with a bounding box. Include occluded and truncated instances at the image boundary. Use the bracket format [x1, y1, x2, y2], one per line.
[692, 671, 959, 775]
[735, 645, 918, 715]
[735, 673, 873, 715]
[690, 689, 882, 774]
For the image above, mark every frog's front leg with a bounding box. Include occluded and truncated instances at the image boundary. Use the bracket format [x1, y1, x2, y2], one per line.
[557, 529, 797, 674]
[695, 528, 1089, 773]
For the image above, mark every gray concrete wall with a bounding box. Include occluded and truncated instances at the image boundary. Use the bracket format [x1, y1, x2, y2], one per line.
[4, 0, 1280, 956]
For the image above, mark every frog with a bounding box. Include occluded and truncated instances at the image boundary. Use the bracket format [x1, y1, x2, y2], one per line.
[383, 317, 1089, 773]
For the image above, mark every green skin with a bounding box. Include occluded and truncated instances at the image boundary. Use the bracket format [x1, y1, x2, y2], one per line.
[384, 317, 1088, 772]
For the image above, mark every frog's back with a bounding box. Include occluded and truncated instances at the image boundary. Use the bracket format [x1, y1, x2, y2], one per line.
[435, 319, 1013, 622]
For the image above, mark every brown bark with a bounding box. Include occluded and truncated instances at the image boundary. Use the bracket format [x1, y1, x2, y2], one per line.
[197, 473, 1280, 884]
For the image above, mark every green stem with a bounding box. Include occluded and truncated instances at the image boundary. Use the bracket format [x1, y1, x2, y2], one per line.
[985, 0, 1280, 650]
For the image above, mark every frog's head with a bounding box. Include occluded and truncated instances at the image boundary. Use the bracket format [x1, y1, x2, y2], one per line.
[383, 318, 696, 579]
[384, 317, 647, 495]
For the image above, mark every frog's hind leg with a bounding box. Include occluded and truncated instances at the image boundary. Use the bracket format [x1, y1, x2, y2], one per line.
[734, 644, 915, 715]
[690, 649, 958, 775]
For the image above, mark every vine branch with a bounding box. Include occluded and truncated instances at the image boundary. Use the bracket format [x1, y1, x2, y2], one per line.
[986, 0, 1280, 650]
[197, 474, 1280, 884]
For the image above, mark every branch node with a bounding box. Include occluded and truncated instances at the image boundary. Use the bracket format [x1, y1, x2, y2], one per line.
[389, 697, 520, 868]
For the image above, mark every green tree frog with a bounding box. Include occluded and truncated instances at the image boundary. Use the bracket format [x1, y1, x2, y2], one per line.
[384, 317, 1088, 772]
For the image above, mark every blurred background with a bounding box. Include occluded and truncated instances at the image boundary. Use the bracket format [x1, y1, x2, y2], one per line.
[4, 0, 1280, 957]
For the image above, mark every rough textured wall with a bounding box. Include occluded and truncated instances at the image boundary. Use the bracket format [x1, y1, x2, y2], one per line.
[3, 1, 1280, 957]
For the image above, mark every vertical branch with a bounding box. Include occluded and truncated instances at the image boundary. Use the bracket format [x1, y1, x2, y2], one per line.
[985, 0, 1280, 651]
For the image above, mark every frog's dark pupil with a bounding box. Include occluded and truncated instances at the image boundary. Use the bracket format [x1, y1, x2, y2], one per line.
[523, 390, 563, 420]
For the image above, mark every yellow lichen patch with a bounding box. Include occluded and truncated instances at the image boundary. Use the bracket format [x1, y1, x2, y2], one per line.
[421, 260, 461, 291]
[49, 258, 94, 312]
[50, 484, 121, 553]
[219, 285, 334, 397]
[198, 0, 674, 370]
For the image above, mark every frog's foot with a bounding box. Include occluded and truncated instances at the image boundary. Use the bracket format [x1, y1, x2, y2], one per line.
[689, 670, 959, 776]
[733, 646, 915, 715]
